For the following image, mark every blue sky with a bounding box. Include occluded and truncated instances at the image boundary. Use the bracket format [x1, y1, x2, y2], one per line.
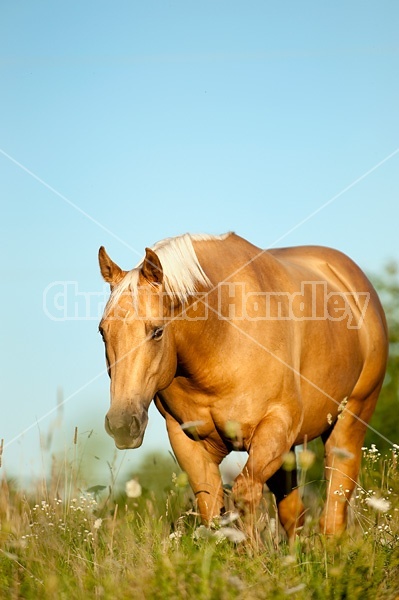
[1, 1, 398, 483]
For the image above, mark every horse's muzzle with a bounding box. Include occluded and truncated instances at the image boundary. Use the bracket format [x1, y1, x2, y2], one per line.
[105, 408, 148, 450]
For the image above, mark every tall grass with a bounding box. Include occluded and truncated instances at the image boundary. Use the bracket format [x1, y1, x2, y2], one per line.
[0, 436, 398, 599]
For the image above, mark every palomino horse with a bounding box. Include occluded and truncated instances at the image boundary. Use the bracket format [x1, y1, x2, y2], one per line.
[98, 232, 388, 538]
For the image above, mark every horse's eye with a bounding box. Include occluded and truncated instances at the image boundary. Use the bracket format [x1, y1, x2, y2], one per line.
[152, 327, 164, 340]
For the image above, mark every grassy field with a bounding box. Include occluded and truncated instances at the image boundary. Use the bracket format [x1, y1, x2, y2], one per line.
[0, 440, 398, 599]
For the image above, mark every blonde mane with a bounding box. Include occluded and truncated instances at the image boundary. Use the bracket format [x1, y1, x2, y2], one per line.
[106, 232, 231, 312]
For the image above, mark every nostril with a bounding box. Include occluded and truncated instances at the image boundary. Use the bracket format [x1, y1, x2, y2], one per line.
[104, 414, 112, 435]
[130, 416, 141, 436]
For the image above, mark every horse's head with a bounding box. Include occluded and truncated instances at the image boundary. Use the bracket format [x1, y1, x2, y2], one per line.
[98, 246, 177, 449]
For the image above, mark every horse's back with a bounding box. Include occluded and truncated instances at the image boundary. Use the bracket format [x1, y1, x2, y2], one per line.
[267, 243, 388, 396]
[268, 244, 387, 329]
[199, 234, 388, 396]
[268, 244, 373, 286]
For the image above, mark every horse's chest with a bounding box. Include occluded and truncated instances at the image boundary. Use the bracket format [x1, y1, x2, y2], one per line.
[157, 384, 254, 450]
[159, 382, 233, 441]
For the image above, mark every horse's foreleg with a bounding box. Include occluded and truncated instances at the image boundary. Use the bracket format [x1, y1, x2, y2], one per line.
[232, 411, 300, 535]
[165, 415, 225, 524]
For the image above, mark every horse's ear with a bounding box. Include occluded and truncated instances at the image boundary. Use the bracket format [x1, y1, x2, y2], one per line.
[141, 248, 163, 285]
[98, 247, 125, 286]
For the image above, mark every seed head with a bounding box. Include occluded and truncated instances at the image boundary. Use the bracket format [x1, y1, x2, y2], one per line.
[282, 451, 296, 471]
[298, 449, 316, 470]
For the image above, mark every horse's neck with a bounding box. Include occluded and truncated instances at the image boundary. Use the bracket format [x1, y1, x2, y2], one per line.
[170, 233, 275, 371]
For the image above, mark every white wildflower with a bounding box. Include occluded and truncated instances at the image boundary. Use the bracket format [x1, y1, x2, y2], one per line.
[220, 511, 240, 526]
[327, 413, 333, 425]
[217, 527, 246, 543]
[93, 518, 102, 530]
[365, 496, 391, 513]
[194, 523, 246, 544]
[125, 479, 142, 498]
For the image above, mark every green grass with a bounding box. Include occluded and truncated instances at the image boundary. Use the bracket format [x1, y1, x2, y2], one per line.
[1, 442, 398, 599]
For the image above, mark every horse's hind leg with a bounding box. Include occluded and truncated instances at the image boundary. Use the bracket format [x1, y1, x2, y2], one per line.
[267, 459, 305, 540]
[320, 387, 381, 535]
